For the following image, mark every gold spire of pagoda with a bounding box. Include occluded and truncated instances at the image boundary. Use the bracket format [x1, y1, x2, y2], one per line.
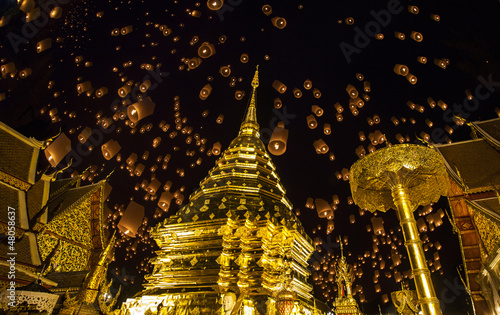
[239, 65, 260, 137]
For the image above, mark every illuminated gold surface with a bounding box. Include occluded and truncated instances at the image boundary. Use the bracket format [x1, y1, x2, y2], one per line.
[121, 68, 322, 314]
[350, 144, 448, 315]
[391, 287, 419, 314]
[0, 169, 31, 191]
[350, 144, 449, 213]
[332, 242, 361, 315]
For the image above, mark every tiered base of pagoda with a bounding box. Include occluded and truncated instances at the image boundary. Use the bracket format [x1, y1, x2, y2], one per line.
[333, 296, 363, 315]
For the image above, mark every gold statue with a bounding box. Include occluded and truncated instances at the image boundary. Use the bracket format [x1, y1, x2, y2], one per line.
[391, 285, 419, 315]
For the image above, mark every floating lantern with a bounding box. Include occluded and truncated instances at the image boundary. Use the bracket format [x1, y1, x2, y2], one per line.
[313, 139, 329, 154]
[207, 0, 223, 10]
[117, 201, 144, 237]
[128, 97, 156, 123]
[102, 139, 121, 160]
[268, 125, 288, 156]
[272, 80, 287, 94]
[316, 198, 333, 218]
[271, 16, 287, 29]
[45, 133, 71, 167]
[312, 105, 323, 116]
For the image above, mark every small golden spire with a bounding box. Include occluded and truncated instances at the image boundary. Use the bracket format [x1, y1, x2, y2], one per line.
[251, 65, 259, 88]
[239, 65, 260, 137]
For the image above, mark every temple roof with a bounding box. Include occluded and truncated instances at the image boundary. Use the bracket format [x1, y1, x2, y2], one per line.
[0, 121, 42, 185]
[434, 139, 500, 194]
[46, 181, 102, 220]
[470, 117, 500, 149]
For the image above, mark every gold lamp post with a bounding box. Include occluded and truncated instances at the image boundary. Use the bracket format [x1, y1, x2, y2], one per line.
[349, 144, 449, 315]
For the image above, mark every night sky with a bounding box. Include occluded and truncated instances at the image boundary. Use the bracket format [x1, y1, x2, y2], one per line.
[1, 0, 500, 313]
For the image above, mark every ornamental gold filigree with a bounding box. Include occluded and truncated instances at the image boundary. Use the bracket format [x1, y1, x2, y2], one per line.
[0, 170, 31, 191]
[472, 210, 500, 258]
[350, 144, 449, 212]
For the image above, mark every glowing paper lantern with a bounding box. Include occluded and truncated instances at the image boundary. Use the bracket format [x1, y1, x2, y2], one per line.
[313, 139, 329, 154]
[198, 42, 215, 58]
[101, 139, 121, 160]
[158, 192, 174, 211]
[316, 198, 333, 218]
[36, 38, 52, 53]
[117, 201, 144, 237]
[271, 16, 287, 29]
[262, 4, 272, 16]
[127, 97, 156, 123]
[268, 125, 289, 156]
[207, 0, 223, 10]
[45, 133, 71, 167]
[272, 80, 287, 94]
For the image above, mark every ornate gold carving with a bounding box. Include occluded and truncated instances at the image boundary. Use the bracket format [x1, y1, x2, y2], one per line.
[472, 210, 500, 258]
[350, 144, 449, 213]
[0, 170, 31, 191]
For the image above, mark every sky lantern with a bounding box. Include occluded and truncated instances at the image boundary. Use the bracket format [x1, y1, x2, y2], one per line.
[293, 88, 303, 98]
[117, 201, 145, 237]
[77, 81, 92, 94]
[121, 25, 133, 35]
[303, 79, 312, 90]
[127, 97, 156, 123]
[50, 6, 62, 19]
[219, 65, 231, 77]
[274, 97, 282, 109]
[45, 133, 72, 167]
[36, 38, 52, 53]
[406, 73, 417, 84]
[411, 31, 423, 42]
[96, 87, 108, 98]
[393, 64, 409, 76]
[134, 163, 145, 176]
[272, 80, 287, 93]
[207, 0, 223, 10]
[240, 53, 249, 63]
[312, 105, 323, 116]
[146, 178, 161, 195]
[334, 102, 343, 113]
[19, 0, 35, 12]
[262, 4, 272, 16]
[323, 123, 331, 135]
[346, 84, 358, 98]
[140, 80, 151, 93]
[394, 31, 405, 40]
[212, 142, 222, 155]
[78, 127, 92, 143]
[271, 16, 287, 29]
[198, 42, 215, 58]
[102, 139, 121, 160]
[268, 124, 289, 156]
[197, 84, 212, 100]
[313, 139, 329, 154]
[19, 68, 31, 78]
[158, 192, 174, 211]
[306, 115, 318, 129]
[315, 198, 333, 218]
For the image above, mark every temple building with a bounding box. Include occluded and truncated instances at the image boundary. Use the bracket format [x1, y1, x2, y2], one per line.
[0, 121, 115, 314]
[433, 117, 500, 314]
[120, 68, 327, 314]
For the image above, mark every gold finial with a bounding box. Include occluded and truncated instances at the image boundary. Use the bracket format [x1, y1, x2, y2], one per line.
[239, 66, 260, 137]
[251, 65, 259, 88]
[339, 235, 344, 257]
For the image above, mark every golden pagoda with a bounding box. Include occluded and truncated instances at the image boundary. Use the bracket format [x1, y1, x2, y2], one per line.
[120, 67, 325, 314]
[332, 241, 362, 315]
